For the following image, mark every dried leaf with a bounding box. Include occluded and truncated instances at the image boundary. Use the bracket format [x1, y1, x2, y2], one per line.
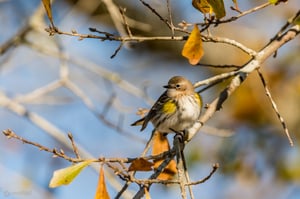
[152, 132, 170, 158]
[156, 159, 177, 180]
[49, 160, 93, 188]
[182, 25, 204, 65]
[128, 158, 154, 172]
[207, 0, 226, 19]
[152, 132, 177, 180]
[42, 0, 55, 26]
[192, 0, 211, 14]
[94, 166, 110, 199]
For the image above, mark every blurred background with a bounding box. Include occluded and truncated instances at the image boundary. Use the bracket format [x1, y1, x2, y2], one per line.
[0, 0, 299, 198]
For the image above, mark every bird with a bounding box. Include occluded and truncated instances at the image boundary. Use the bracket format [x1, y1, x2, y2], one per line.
[131, 76, 202, 134]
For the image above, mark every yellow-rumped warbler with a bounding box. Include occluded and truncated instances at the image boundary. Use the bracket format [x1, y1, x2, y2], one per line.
[131, 76, 202, 134]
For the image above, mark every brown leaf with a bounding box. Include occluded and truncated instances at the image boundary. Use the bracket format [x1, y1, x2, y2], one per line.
[152, 132, 170, 157]
[94, 166, 110, 199]
[128, 158, 154, 172]
[42, 0, 55, 27]
[182, 25, 204, 65]
[156, 159, 177, 180]
[152, 132, 177, 180]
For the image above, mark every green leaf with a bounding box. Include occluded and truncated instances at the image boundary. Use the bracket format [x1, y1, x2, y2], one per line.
[192, 0, 211, 14]
[293, 15, 300, 25]
[49, 160, 93, 188]
[269, 0, 288, 5]
[207, 0, 226, 19]
[269, 0, 278, 4]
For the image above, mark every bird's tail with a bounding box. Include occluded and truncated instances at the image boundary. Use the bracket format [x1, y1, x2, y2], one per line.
[131, 117, 147, 131]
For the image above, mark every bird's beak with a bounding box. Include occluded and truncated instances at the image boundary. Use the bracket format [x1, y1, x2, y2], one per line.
[163, 85, 171, 89]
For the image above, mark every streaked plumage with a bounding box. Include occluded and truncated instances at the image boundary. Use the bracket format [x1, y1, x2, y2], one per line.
[131, 76, 202, 134]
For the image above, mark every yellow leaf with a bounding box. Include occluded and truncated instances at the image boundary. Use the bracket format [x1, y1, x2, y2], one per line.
[94, 166, 110, 199]
[49, 160, 93, 188]
[152, 132, 177, 180]
[192, 0, 211, 14]
[42, 0, 55, 26]
[128, 158, 154, 172]
[207, 0, 226, 19]
[269, 0, 288, 5]
[181, 25, 204, 65]
[293, 15, 300, 26]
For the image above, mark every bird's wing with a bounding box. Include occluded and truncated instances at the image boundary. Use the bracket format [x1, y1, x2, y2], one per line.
[141, 91, 169, 131]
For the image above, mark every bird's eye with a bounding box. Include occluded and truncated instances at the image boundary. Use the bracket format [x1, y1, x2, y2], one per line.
[175, 84, 180, 89]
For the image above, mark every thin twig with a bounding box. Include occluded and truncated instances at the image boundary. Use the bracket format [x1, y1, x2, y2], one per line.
[174, 133, 187, 199]
[198, 2, 271, 28]
[0, 25, 32, 55]
[68, 132, 81, 159]
[270, 10, 300, 43]
[101, 0, 129, 38]
[2, 129, 81, 163]
[47, 26, 184, 42]
[111, 42, 124, 59]
[197, 63, 240, 69]
[186, 164, 219, 185]
[2, 129, 173, 165]
[193, 70, 239, 88]
[119, 7, 133, 38]
[181, 148, 194, 199]
[166, 0, 175, 37]
[14, 80, 62, 103]
[138, 0, 171, 28]
[202, 34, 257, 57]
[257, 69, 294, 146]
[89, 27, 115, 37]
[46, 25, 258, 57]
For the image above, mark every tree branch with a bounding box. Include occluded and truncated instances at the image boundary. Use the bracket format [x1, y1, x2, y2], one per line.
[188, 24, 300, 144]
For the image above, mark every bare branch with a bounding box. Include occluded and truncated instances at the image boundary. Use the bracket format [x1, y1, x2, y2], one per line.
[119, 7, 133, 38]
[188, 24, 300, 143]
[198, 2, 271, 28]
[257, 69, 293, 146]
[0, 25, 32, 55]
[186, 164, 219, 186]
[68, 133, 81, 159]
[138, 0, 171, 28]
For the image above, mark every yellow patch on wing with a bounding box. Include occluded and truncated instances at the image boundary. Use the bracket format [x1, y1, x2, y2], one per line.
[162, 100, 176, 114]
[194, 93, 202, 107]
